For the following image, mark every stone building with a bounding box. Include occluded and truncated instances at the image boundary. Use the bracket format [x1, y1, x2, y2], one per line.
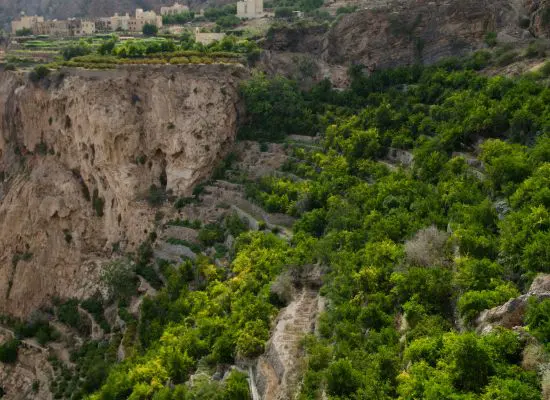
[11, 15, 44, 34]
[128, 9, 163, 32]
[33, 20, 69, 36]
[237, 0, 264, 18]
[110, 13, 131, 31]
[161, 2, 190, 15]
[68, 19, 96, 36]
[95, 18, 113, 32]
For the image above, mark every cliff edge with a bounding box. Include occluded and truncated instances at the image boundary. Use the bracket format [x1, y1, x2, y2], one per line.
[0, 64, 247, 317]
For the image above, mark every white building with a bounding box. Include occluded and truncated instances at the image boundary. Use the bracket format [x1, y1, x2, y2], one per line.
[161, 2, 190, 15]
[236, 0, 264, 18]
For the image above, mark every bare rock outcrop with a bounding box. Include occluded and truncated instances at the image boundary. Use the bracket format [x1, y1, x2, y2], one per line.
[263, 0, 533, 81]
[0, 331, 53, 400]
[476, 274, 550, 333]
[0, 64, 247, 317]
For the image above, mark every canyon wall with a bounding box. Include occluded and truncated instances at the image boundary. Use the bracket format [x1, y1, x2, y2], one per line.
[0, 64, 247, 317]
[262, 0, 533, 84]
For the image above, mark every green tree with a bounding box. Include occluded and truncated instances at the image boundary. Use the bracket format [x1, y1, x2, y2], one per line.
[143, 23, 159, 36]
[0, 339, 19, 364]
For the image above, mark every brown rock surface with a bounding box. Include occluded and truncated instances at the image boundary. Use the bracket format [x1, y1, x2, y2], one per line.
[0, 64, 247, 317]
[263, 0, 534, 80]
[476, 274, 550, 332]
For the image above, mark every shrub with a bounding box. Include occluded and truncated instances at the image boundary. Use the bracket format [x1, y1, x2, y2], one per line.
[29, 65, 50, 82]
[326, 359, 362, 396]
[225, 213, 249, 237]
[525, 40, 547, 58]
[518, 15, 531, 29]
[0, 339, 19, 363]
[57, 299, 85, 332]
[62, 44, 92, 61]
[34, 140, 48, 155]
[147, 184, 166, 207]
[525, 298, 550, 345]
[174, 197, 195, 209]
[540, 61, 550, 77]
[216, 15, 241, 28]
[100, 258, 137, 302]
[198, 224, 225, 246]
[143, 24, 159, 36]
[98, 39, 117, 55]
[484, 32, 497, 47]
[458, 284, 519, 324]
[496, 51, 518, 67]
[404, 226, 449, 267]
[269, 273, 293, 306]
[92, 189, 105, 217]
[336, 5, 358, 15]
[15, 28, 33, 36]
[275, 7, 294, 19]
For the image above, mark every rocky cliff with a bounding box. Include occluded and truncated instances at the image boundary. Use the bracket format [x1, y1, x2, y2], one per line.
[0, 64, 247, 318]
[263, 0, 534, 82]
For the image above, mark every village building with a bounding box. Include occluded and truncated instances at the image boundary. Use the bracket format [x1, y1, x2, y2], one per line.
[236, 0, 264, 18]
[128, 9, 163, 32]
[33, 20, 69, 36]
[110, 13, 131, 31]
[161, 3, 190, 15]
[68, 19, 96, 36]
[11, 15, 44, 34]
[10, 7, 162, 36]
[94, 18, 113, 32]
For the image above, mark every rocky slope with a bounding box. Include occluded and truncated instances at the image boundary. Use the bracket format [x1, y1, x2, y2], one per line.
[0, 64, 247, 318]
[263, 0, 536, 83]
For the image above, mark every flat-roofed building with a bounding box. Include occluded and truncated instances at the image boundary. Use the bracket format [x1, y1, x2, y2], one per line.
[128, 9, 163, 32]
[111, 13, 130, 31]
[33, 20, 69, 36]
[11, 15, 44, 34]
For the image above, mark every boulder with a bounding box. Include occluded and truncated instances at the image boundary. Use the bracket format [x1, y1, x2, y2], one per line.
[476, 274, 550, 333]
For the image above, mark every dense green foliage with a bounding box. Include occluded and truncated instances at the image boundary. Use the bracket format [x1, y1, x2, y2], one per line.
[0, 339, 19, 364]
[89, 232, 303, 399]
[15, 27, 33, 36]
[56, 35, 259, 69]
[162, 11, 195, 25]
[142, 23, 159, 37]
[78, 54, 550, 399]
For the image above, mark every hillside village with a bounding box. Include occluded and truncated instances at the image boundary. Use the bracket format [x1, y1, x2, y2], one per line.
[10, 1, 266, 37]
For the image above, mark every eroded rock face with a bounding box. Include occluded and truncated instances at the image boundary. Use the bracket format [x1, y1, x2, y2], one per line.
[0, 65, 247, 317]
[264, 0, 532, 78]
[476, 274, 550, 333]
[327, 0, 530, 69]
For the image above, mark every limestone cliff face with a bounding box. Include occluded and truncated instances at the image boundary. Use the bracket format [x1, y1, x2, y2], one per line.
[0, 64, 247, 317]
[263, 0, 531, 80]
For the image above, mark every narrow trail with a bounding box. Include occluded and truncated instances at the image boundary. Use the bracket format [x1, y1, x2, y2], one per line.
[255, 287, 321, 400]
